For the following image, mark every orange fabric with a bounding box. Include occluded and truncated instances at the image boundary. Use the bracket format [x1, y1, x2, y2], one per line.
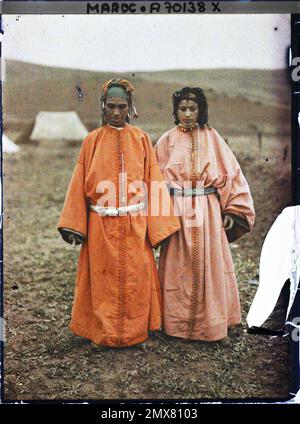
[58, 124, 180, 347]
[154, 126, 255, 341]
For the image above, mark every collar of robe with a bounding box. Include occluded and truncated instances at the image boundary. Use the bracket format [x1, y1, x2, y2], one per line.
[108, 123, 128, 130]
[177, 124, 198, 133]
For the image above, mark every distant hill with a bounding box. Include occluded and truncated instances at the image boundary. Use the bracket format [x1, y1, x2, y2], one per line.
[137, 68, 290, 108]
[3, 60, 290, 139]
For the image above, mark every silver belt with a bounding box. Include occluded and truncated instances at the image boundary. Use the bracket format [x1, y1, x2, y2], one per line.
[169, 187, 217, 196]
[90, 202, 146, 216]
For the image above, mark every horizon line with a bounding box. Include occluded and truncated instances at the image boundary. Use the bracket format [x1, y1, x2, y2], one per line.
[3, 58, 288, 74]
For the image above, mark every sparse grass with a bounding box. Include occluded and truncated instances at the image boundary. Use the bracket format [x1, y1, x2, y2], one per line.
[3, 127, 291, 400]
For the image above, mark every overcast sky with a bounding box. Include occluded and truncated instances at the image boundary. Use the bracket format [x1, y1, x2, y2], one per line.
[2, 14, 290, 71]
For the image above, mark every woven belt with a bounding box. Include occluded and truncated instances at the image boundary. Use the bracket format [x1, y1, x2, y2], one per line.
[169, 187, 217, 196]
[90, 202, 146, 216]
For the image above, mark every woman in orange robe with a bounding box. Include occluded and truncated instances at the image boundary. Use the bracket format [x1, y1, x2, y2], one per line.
[154, 87, 255, 341]
[58, 79, 180, 347]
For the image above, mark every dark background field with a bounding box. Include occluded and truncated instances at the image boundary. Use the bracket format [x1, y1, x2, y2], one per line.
[2, 59, 292, 400]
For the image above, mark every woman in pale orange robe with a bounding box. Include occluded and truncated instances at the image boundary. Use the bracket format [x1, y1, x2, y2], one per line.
[154, 87, 255, 341]
[58, 79, 180, 347]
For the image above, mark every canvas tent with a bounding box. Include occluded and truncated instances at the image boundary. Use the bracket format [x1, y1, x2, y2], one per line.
[30, 111, 89, 143]
[247, 206, 300, 329]
[3, 134, 20, 153]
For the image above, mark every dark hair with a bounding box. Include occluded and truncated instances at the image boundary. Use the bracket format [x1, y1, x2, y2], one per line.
[172, 87, 208, 128]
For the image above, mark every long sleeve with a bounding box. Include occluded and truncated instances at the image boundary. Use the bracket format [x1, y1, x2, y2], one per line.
[145, 134, 180, 247]
[58, 139, 88, 243]
[153, 136, 168, 174]
[218, 166, 255, 242]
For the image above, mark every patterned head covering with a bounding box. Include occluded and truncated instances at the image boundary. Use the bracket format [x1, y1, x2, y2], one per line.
[101, 78, 133, 102]
[100, 78, 138, 119]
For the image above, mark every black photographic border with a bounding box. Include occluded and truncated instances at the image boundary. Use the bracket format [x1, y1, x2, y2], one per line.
[0, 1, 299, 413]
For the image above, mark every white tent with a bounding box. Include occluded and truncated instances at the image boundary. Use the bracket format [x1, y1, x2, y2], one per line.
[30, 111, 89, 142]
[247, 206, 300, 329]
[3, 134, 20, 153]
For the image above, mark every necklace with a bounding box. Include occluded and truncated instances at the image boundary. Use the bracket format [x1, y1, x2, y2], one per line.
[177, 124, 198, 133]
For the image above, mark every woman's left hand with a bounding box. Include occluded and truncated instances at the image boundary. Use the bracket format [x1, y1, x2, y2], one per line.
[223, 214, 234, 231]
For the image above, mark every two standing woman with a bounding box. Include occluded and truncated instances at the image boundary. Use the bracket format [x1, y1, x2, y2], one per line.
[58, 79, 255, 347]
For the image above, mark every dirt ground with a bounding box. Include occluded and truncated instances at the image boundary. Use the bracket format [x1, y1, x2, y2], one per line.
[3, 129, 291, 400]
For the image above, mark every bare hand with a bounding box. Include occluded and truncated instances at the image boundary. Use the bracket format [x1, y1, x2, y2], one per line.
[223, 214, 234, 231]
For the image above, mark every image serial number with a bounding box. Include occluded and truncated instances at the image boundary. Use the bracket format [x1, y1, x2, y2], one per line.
[145, 408, 197, 419]
[151, 2, 221, 13]
[162, 2, 207, 13]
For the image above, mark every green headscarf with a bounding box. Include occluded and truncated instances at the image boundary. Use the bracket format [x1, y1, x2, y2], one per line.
[106, 85, 129, 100]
